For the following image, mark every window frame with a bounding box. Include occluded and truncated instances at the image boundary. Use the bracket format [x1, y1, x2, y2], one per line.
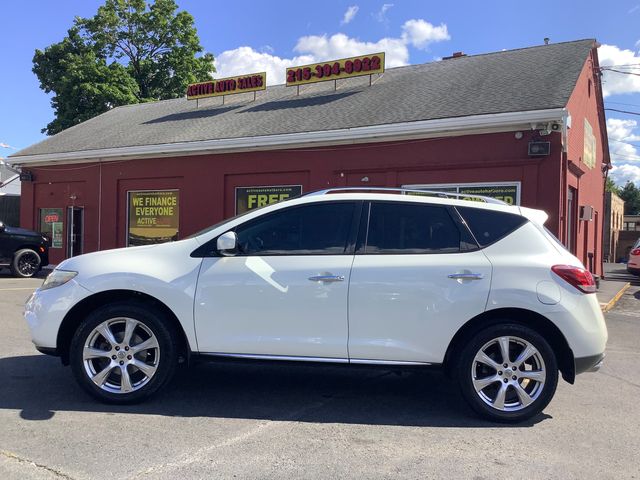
[193, 200, 363, 258]
[355, 200, 478, 255]
[453, 205, 529, 249]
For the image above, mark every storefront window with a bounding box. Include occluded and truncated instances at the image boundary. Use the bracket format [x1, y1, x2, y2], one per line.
[39, 208, 64, 248]
[127, 190, 179, 246]
[403, 182, 521, 205]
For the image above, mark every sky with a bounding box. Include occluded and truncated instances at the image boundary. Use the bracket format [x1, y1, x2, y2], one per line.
[1, 0, 640, 186]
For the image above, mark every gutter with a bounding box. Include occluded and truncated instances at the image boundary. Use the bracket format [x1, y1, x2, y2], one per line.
[8, 108, 568, 167]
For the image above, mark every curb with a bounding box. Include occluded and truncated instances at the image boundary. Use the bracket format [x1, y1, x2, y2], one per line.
[600, 282, 631, 312]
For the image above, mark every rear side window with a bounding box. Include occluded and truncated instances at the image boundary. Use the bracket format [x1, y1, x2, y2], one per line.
[456, 206, 527, 247]
[365, 202, 467, 254]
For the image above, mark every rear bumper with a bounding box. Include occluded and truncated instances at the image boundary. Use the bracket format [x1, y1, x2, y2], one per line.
[575, 352, 605, 374]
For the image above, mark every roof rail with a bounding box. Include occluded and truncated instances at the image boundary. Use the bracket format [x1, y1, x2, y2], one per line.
[304, 187, 509, 205]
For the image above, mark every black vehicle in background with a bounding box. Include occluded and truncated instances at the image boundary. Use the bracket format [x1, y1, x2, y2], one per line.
[0, 221, 49, 277]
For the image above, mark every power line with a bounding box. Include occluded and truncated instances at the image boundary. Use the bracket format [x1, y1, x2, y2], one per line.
[601, 68, 640, 77]
[606, 100, 640, 109]
[610, 138, 640, 148]
[611, 152, 640, 161]
[605, 108, 640, 116]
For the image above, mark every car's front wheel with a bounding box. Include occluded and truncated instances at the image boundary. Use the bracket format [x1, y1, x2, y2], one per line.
[11, 248, 41, 278]
[70, 301, 178, 404]
[457, 323, 558, 423]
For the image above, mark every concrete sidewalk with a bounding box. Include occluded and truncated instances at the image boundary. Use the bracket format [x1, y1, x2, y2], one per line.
[597, 279, 630, 312]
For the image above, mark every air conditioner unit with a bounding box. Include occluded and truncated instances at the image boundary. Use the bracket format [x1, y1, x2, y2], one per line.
[528, 141, 551, 156]
[579, 205, 594, 221]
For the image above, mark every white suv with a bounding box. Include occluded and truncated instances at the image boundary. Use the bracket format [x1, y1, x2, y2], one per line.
[25, 189, 607, 422]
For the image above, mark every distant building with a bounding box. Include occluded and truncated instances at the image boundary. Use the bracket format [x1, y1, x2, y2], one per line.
[618, 215, 640, 261]
[0, 163, 20, 226]
[603, 191, 624, 262]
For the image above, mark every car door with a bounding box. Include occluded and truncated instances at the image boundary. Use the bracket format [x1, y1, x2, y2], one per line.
[194, 200, 360, 359]
[348, 200, 492, 364]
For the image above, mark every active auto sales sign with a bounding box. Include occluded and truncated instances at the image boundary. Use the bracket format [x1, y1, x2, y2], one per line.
[186, 72, 267, 100]
[285, 52, 385, 87]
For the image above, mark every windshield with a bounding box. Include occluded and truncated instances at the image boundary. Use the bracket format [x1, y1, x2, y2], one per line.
[186, 212, 249, 239]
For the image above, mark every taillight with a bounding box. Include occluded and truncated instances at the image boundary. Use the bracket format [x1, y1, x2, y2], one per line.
[631, 248, 640, 256]
[551, 265, 596, 294]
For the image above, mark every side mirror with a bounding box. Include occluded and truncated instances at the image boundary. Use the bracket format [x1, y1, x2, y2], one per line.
[0, 221, 5, 233]
[216, 231, 237, 254]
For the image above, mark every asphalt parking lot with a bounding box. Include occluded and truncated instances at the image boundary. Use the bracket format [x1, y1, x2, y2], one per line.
[0, 270, 639, 480]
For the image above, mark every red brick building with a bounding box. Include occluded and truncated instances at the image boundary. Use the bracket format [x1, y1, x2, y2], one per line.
[9, 39, 610, 275]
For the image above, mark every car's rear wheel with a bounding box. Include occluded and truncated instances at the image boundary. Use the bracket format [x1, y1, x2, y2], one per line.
[11, 248, 41, 278]
[70, 302, 178, 404]
[457, 323, 558, 423]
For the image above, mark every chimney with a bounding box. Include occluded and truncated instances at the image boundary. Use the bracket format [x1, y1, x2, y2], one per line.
[544, 37, 550, 45]
[442, 51, 466, 60]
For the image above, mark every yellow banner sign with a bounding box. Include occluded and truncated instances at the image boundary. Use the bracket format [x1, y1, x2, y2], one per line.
[285, 52, 385, 87]
[236, 185, 302, 214]
[128, 190, 179, 246]
[186, 73, 267, 100]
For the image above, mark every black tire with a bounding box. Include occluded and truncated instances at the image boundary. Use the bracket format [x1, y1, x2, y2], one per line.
[456, 323, 558, 423]
[10, 248, 41, 278]
[70, 301, 179, 404]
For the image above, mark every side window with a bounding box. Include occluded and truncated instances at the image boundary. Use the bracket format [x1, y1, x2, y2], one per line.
[365, 202, 466, 254]
[235, 202, 356, 255]
[456, 206, 527, 247]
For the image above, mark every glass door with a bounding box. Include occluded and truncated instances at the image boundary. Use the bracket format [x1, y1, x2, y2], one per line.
[66, 207, 84, 257]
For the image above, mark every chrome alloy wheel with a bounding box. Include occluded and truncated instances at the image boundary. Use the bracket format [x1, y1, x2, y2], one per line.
[471, 336, 546, 412]
[82, 317, 160, 394]
[17, 251, 40, 276]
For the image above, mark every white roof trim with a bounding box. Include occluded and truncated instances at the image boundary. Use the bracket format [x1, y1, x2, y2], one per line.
[9, 108, 567, 167]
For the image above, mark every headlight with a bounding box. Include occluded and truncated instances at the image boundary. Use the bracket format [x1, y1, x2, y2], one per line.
[41, 270, 78, 291]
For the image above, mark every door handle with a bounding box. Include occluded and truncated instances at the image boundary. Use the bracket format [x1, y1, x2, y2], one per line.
[308, 275, 345, 283]
[448, 273, 484, 280]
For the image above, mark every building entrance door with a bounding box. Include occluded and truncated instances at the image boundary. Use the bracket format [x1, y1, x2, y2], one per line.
[67, 207, 84, 257]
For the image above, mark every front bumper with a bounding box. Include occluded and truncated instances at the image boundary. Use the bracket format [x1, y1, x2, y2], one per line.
[24, 279, 92, 349]
[575, 352, 605, 374]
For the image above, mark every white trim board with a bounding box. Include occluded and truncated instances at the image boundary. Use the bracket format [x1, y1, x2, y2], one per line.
[9, 108, 568, 167]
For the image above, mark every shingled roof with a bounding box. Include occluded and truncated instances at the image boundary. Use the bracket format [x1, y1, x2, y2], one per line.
[13, 39, 594, 159]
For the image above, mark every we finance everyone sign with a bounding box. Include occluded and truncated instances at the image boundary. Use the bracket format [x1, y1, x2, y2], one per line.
[128, 190, 179, 246]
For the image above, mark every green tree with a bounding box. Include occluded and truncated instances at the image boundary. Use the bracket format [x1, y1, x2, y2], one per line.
[618, 181, 640, 215]
[33, 0, 214, 135]
[605, 177, 620, 194]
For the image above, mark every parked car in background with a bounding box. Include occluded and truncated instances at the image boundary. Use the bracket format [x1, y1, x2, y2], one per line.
[0, 221, 49, 277]
[627, 238, 640, 276]
[24, 189, 607, 423]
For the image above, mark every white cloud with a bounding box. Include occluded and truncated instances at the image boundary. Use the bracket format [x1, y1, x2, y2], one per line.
[610, 163, 640, 185]
[598, 44, 640, 97]
[607, 118, 640, 186]
[0, 142, 17, 150]
[294, 33, 409, 67]
[375, 3, 394, 23]
[215, 19, 450, 85]
[341, 5, 359, 25]
[215, 47, 314, 85]
[401, 19, 450, 49]
[607, 118, 640, 162]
